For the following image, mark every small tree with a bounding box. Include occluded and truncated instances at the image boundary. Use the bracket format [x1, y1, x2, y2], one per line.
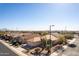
[39, 32, 48, 49]
[46, 39, 51, 49]
[41, 39, 46, 49]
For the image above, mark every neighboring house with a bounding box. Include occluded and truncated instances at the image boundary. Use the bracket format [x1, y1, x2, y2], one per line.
[42, 34, 58, 41]
[22, 34, 41, 47]
[22, 34, 58, 47]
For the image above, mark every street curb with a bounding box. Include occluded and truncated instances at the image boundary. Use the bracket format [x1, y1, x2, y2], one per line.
[0, 40, 27, 56]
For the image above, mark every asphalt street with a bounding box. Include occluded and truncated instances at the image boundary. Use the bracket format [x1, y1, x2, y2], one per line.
[0, 42, 18, 56]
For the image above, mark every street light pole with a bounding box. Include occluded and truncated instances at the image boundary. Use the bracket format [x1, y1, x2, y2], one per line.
[45, 25, 55, 55]
[50, 25, 55, 42]
[50, 25, 51, 42]
[49, 25, 55, 49]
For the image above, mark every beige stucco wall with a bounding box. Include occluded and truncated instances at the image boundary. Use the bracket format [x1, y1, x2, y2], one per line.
[27, 41, 41, 46]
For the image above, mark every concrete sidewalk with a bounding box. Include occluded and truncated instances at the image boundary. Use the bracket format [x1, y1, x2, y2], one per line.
[0, 40, 27, 56]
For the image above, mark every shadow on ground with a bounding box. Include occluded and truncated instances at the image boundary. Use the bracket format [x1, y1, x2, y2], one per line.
[21, 44, 41, 49]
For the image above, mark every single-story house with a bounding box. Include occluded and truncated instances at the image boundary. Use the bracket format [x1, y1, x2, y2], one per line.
[22, 34, 41, 47]
[22, 34, 58, 47]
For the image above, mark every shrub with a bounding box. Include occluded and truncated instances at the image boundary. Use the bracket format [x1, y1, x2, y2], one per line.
[58, 35, 67, 45]
[64, 34, 74, 39]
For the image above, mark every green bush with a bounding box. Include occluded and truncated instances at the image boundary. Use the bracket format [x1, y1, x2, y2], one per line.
[64, 34, 74, 39]
[58, 35, 67, 45]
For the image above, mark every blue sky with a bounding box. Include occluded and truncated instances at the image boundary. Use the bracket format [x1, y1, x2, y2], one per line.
[0, 3, 79, 31]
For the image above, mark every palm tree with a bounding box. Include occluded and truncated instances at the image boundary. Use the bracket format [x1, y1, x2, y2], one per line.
[41, 39, 47, 50]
